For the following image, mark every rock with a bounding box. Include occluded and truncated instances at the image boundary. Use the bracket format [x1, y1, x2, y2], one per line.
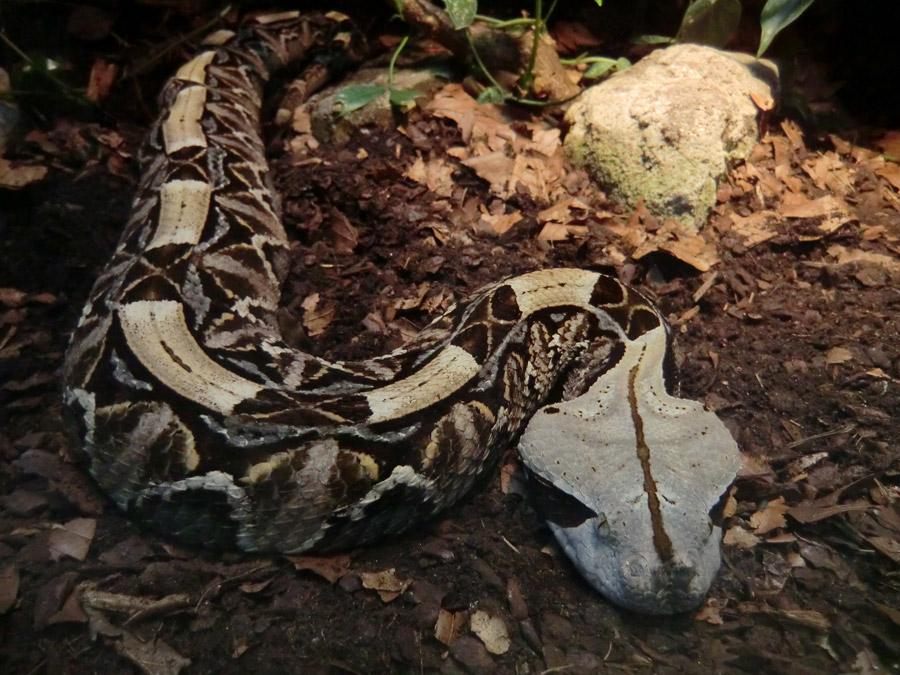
[305, 67, 447, 145]
[564, 44, 778, 231]
[450, 635, 495, 674]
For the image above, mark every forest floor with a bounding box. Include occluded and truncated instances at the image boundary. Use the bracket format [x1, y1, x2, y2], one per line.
[1, 4, 899, 674]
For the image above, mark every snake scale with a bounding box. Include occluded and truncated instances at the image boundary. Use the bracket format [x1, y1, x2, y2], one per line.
[63, 12, 740, 614]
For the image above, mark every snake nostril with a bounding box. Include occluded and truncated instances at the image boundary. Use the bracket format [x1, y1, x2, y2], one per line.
[622, 554, 651, 583]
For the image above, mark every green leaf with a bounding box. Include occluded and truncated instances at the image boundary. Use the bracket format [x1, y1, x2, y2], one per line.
[444, 0, 477, 30]
[389, 88, 421, 108]
[334, 85, 386, 117]
[676, 0, 742, 48]
[631, 34, 677, 45]
[476, 86, 506, 104]
[583, 57, 618, 79]
[758, 0, 816, 56]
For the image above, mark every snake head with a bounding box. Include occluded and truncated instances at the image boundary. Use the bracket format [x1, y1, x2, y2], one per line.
[518, 326, 739, 615]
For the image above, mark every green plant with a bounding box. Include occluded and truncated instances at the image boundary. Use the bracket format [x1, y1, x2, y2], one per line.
[334, 34, 422, 116]
[633, 0, 817, 57]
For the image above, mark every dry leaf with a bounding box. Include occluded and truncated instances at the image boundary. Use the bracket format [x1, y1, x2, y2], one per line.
[749, 90, 774, 111]
[0, 159, 48, 188]
[631, 221, 720, 271]
[786, 501, 872, 524]
[875, 131, 900, 157]
[723, 525, 759, 549]
[749, 497, 789, 534]
[461, 152, 515, 196]
[48, 517, 96, 561]
[825, 346, 853, 365]
[470, 609, 511, 655]
[828, 245, 900, 274]
[330, 211, 359, 254]
[695, 598, 726, 625]
[479, 211, 522, 235]
[537, 222, 588, 241]
[359, 568, 410, 602]
[874, 162, 900, 191]
[428, 83, 513, 150]
[0, 563, 19, 614]
[86, 58, 118, 103]
[434, 608, 467, 646]
[865, 536, 900, 563]
[301, 293, 335, 337]
[115, 631, 191, 675]
[405, 156, 456, 197]
[288, 554, 351, 584]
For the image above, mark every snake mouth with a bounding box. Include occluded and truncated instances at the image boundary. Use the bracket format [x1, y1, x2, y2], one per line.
[610, 552, 713, 615]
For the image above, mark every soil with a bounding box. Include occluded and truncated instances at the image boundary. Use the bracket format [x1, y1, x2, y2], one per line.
[2, 3, 900, 674]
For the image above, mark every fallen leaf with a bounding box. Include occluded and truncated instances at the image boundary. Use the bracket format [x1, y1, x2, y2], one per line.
[470, 609, 511, 654]
[47, 588, 89, 625]
[359, 568, 411, 602]
[330, 211, 358, 254]
[874, 162, 900, 190]
[405, 156, 457, 197]
[866, 535, 900, 563]
[749, 497, 789, 534]
[478, 211, 522, 235]
[738, 602, 830, 630]
[828, 245, 900, 274]
[695, 598, 726, 625]
[301, 293, 335, 337]
[86, 58, 118, 103]
[0, 563, 19, 614]
[461, 152, 515, 196]
[875, 131, 900, 157]
[435, 608, 467, 646]
[0, 287, 27, 307]
[288, 554, 351, 584]
[723, 525, 759, 549]
[825, 346, 853, 365]
[115, 631, 191, 675]
[48, 517, 96, 561]
[749, 90, 774, 111]
[537, 222, 588, 241]
[0, 158, 48, 188]
[787, 501, 872, 524]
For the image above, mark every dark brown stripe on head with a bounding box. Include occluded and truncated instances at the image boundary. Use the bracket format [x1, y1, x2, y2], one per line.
[627, 306, 661, 340]
[452, 322, 489, 363]
[491, 285, 522, 321]
[590, 275, 625, 307]
[627, 348, 675, 563]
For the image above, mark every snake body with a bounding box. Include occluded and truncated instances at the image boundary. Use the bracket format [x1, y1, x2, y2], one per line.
[63, 12, 740, 614]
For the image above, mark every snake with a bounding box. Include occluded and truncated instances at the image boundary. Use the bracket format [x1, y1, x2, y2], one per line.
[62, 11, 740, 615]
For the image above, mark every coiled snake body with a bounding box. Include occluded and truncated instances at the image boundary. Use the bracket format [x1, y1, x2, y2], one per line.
[63, 12, 739, 614]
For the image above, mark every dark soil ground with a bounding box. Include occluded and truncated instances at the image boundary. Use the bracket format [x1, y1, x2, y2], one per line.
[2, 3, 900, 674]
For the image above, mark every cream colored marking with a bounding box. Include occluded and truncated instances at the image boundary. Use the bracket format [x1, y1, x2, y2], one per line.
[201, 30, 235, 46]
[255, 11, 301, 23]
[119, 300, 263, 414]
[506, 269, 599, 316]
[147, 180, 212, 249]
[350, 451, 380, 481]
[174, 51, 216, 84]
[162, 86, 208, 154]
[364, 345, 480, 423]
[243, 452, 291, 484]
